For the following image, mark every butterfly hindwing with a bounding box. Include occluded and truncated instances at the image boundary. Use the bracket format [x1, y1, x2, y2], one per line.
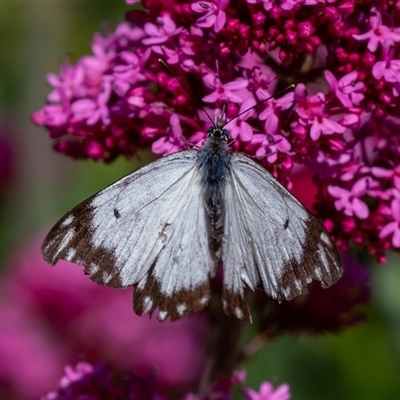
[221, 152, 343, 319]
[42, 151, 215, 320]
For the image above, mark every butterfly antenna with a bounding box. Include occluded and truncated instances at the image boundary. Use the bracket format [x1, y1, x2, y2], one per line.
[158, 58, 215, 126]
[224, 84, 296, 126]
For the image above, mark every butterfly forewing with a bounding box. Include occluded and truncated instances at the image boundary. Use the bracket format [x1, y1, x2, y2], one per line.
[42, 151, 216, 321]
[221, 152, 343, 318]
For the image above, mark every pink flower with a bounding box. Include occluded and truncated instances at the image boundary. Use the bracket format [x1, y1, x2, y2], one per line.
[353, 8, 400, 52]
[224, 98, 256, 142]
[31, 104, 69, 129]
[143, 14, 183, 46]
[154, 32, 196, 66]
[328, 177, 377, 219]
[294, 87, 325, 121]
[325, 70, 365, 107]
[202, 73, 249, 104]
[45, 365, 285, 400]
[183, 370, 290, 400]
[191, 0, 228, 33]
[372, 46, 400, 83]
[309, 114, 346, 141]
[71, 78, 112, 125]
[113, 51, 145, 96]
[246, 0, 274, 12]
[373, 58, 400, 82]
[152, 114, 188, 155]
[45, 64, 86, 102]
[242, 382, 291, 400]
[259, 92, 294, 135]
[371, 165, 400, 190]
[294, 86, 346, 140]
[43, 362, 166, 400]
[379, 198, 400, 247]
[254, 133, 291, 163]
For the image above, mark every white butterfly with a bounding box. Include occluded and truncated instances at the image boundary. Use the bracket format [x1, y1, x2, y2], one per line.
[42, 121, 343, 322]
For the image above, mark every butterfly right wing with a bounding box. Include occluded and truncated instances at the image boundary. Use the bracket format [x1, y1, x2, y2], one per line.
[221, 153, 343, 321]
[42, 151, 216, 321]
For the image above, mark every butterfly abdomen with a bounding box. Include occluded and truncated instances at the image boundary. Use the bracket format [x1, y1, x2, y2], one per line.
[197, 137, 232, 255]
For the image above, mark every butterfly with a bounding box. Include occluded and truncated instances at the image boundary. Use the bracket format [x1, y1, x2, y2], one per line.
[42, 114, 343, 322]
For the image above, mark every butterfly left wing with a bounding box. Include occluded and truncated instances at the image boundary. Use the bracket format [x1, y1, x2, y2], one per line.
[221, 152, 343, 321]
[42, 151, 216, 321]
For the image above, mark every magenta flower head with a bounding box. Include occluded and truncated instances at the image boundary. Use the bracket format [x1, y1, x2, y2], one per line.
[241, 381, 291, 400]
[42, 362, 166, 400]
[32, 1, 400, 261]
[44, 364, 290, 400]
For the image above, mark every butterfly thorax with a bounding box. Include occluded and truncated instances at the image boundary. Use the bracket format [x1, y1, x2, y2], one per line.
[197, 127, 231, 256]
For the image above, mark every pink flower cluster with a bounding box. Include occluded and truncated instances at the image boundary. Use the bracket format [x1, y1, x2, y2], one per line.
[43, 363, 291, 400]
[32, 1, 400, 260]
[43, 363, 165, 400]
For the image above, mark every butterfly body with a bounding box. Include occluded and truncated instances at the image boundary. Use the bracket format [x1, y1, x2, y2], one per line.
[198, 126, 231, 256]
[42, 125, 343, 322]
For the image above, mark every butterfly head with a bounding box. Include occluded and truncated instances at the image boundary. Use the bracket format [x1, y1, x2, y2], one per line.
[205, 103, 230, 141]
[207, 125, 229, 141]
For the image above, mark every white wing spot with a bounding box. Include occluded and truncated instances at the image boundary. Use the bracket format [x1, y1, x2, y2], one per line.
[282, 286, 291, 298]
[314, 267, 323, 280]
[137, 277, 147, 290]
[199, 296, 209, 305]
[61, 215, 74, 227]
[143, 297, 154, 313]
[55, 228, 75, 257]
[158, 310, 168, 321]
[44, 238, 55, 249]
[90, 263, 100, 274]
[102, 272, 113, 284]
[177, 303, 187, 316]
[66, 248, 76, 260]
[234, 307, 243, 319]
[294, 279, 302, 292]
[320, 231, 331, 245]
[241, 272, 252, 287]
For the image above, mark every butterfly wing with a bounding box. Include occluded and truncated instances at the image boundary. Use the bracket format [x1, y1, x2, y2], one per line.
[42, 151, 215, 321]
[222, 152, 343, 321]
